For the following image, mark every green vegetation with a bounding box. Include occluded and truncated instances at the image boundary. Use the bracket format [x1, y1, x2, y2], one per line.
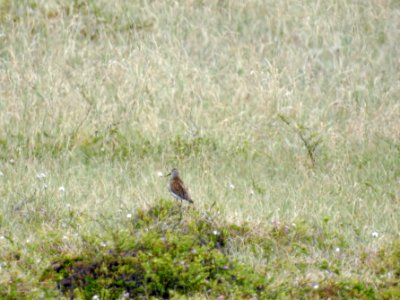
[1, 200, 399, 299]
[40, 200, 267, 299]
[0, 0, 399, 298]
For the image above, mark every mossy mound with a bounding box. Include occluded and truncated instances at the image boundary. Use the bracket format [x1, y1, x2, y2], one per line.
[42, 200, 266, 299]
[40, 200, 400, 299]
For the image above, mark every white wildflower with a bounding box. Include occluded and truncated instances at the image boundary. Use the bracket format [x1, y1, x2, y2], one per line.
[59, 186, 65, 193]
[126, 213, 132, 219]
[157, 171, 164, 177]
[0, 171, 4, 176]
[371, 231, 379, 238]
[92, 295, 100, 300]
[212, 230, 220, 236]
[335, 247, 340, 253]
[228, 182, 235, 190]
[36, 172, 46, 179]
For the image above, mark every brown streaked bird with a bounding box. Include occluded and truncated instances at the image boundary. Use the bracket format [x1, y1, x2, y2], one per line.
[166, 168, 194, 204]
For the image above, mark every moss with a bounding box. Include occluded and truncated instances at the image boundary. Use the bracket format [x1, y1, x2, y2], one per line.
[44, 238, 264, 298]
[377, 239, 400, 277]
[40, 200, 400, 299]
[368, 239, 400, 299]
[42, 200, 267, 299]
[317, 280, 376, 299]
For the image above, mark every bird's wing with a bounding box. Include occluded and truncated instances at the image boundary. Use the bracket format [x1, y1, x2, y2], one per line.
[171, 179, 193, 203]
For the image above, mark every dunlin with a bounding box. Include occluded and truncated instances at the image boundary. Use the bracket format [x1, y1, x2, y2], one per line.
[166, 168, 194, 204]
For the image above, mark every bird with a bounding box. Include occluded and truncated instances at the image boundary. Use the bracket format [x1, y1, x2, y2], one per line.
[166, 168, 194, 204]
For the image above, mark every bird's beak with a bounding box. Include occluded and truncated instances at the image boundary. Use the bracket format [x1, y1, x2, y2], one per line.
[165, 172, 171, 177]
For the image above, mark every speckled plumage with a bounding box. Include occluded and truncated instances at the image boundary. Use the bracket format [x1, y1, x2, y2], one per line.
[167, 168, 193, 204]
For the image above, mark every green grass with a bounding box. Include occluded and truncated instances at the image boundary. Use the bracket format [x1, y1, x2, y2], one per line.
[0, 0, 399, 298]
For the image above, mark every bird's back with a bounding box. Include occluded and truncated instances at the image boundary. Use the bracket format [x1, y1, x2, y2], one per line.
[170, 176, 193, 203]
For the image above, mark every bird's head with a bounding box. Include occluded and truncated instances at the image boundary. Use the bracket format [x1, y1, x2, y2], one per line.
[166, 168, 179, 179]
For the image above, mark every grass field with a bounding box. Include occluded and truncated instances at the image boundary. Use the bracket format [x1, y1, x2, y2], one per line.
[0, 0, 399, 298]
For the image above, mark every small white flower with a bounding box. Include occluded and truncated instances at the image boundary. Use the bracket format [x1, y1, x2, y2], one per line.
[43, 184, 48, 189]
[312, 283, 319, 290]
[100, 241, 107, 247]
[285, 90, 292, 97]
[126, 213, 132, 219]
[249, 189, 255, 195]
[335, 247, 340, 253]
[228, 182, 235, 190]
[157, 171, 164, 177]
[66, 204, 71, 209]
[0, 171, 4, 176]
[36, 172, 46, 179]
[59, 186, 65, 193]
[0, 236, 5, 240]
[121, 292, 130, 299]
[9, 159, 15, 164]
[384, 272, 394, 279]
[92, 295, 100, 300]
[62, 235, 68, 240]
[371, 231, 379, 238]
[26, 239, 30, 243]
[212, 230, 220, 236]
